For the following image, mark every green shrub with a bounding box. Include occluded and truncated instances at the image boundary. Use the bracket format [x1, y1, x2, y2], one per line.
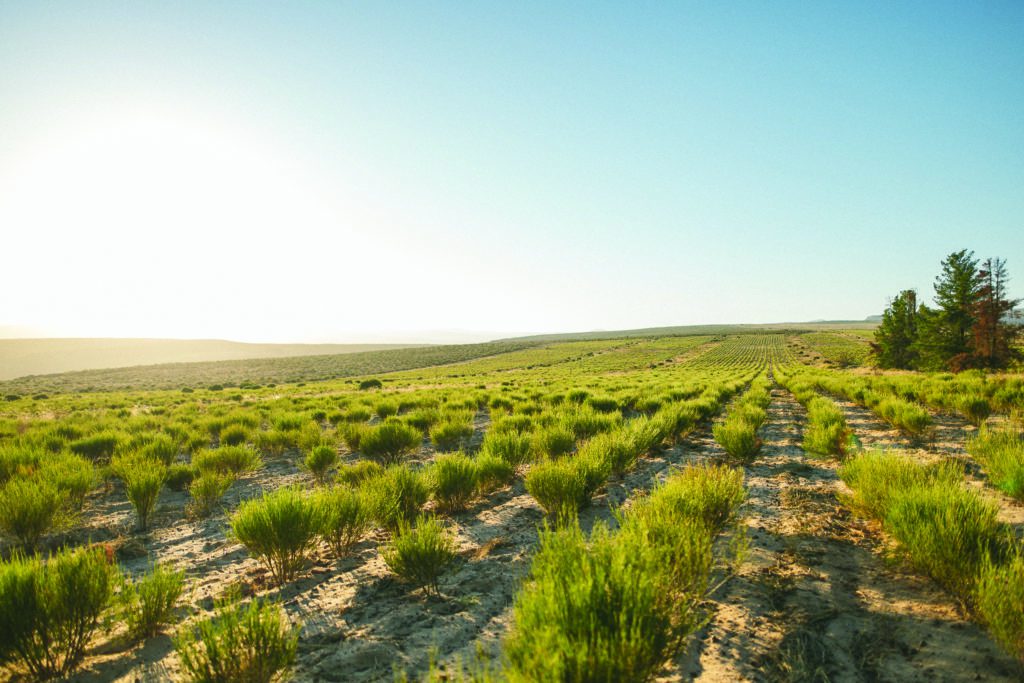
[968, 427, 1024, 500]
[960, 396, 993, 427]
[174, 592, 299, 683]
[315, 486, 370, 559]
[479, 430, 533, 468]
[38, 454, 95, 506]
[504, 521, 703, 682]
[404, 408, 441, 432]
[429, 420, 474, 452]
[525, 459, 588, 521]
[532, 425, 576, 459]
[230, 486, 321, 585]
[578, 430, 639, 477]
[0, 446, 43, 484]
[382, 516, 457, 597]
[304, 445, 338, 485]
[639, 463, 747, 534]
[336, 460, 385, 487]
[219, 424, 250, 447]
[0, 545, 119, 679]
[189, 473, 235, 518]
[838, 450, 961, 520]
[428, 453, 480, 513]
[713, 419, 760, 464]
[885, 482, 1005, 596]
[339, 422, 369, 452]
[359, 378, 383, 390]
[255, 429, 292, 457]
[193, 446, 262, 476]
[139, 434, 179, 466]
[362, 466, 430, 532]
[976, 552, 1024, 663]
[69, 431, 122, 462]
[802, 397, 848, 457]
[0, 477, 66, 550]
[166, 464, 196, 492]
[474, 452, 515, 494]
[113, 455, 167, 531]
[360, 422, 422, 465]
[374, 400, 399, 419]
[122, 563, 185, 639]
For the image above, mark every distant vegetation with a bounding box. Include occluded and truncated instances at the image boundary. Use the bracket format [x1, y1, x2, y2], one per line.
[0, 341, 540, 395]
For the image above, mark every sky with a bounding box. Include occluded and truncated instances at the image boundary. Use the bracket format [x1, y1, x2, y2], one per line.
[1, 2, 1022, 343]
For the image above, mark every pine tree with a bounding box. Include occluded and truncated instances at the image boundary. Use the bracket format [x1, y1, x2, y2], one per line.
[871, 289, 920, 369]
[972, 257, 1022, 369]
[917, 250, 981, 370]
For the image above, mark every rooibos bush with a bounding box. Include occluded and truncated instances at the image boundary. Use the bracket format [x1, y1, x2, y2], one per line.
[315, 486, 370, 559]
[174, 592, 299, 683]
[336, 460, 384, 487]
[122, 562, 185, 639]
[362, 465, 429, 532]
[304, 445, 338, 485]
[382, 515, 456, 597]
[428, 453, 479, 513]
[112, 455, 167, 531]
[474, 452, 515, 494]
[976, 552, 1024, 662]
[0, 545, 119, 679]
[525, 459, 588, 521]
[189, 473, 234, 518]
[479, 430, 533, 468]
[360, 422, 422, 465]
[429, 420, 474, 452]
[968, 427, 1024, 500]
[230, 486, 320, 585]
[532, 425, 576, 460]
[0, 477, 66, 550]
[193, 446, 262, 477]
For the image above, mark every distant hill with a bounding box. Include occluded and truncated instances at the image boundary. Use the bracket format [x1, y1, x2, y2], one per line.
[0, 341, 540, 394]
[497, 320, 878, 344]
[0, 338, 425, 381]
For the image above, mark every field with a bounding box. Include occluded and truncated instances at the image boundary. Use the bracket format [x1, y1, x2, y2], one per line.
[2, 333, 1023, 681]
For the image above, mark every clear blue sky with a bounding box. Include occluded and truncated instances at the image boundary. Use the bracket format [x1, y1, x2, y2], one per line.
[1, 2, 1021, 342]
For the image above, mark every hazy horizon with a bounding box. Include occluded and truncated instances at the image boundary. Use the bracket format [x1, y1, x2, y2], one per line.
[2, 2, 1021, 343]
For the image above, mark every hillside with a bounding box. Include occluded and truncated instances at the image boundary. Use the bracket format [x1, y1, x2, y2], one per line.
[499, 320, 878, 343]
[0, 338, 425, 381]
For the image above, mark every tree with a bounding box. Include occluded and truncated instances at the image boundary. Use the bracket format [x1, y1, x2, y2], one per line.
[972, 257, 1022, 369]
[916, 250, 982, 370]
[872, 289, 920, 369]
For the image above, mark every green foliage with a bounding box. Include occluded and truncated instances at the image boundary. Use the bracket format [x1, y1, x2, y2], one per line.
[360, 421, 422, 465]
[122, 563, 185, 639]
[637, 463, 747, 534]
[174, 592, 299, 683]
[139, 433, 179, 466]
[361, 465, 429, 532]
[315, 486, 370, 559]
[304, 445, 338, 485]
[802, 397, 848, 457]
[219, 424, 250, 447]
[885, 481, 1006, 596]
[429, 419, 474, 452]
[193, 446, 262, 476]
[838, 450, 961, 520]
[0, 546, 120, 680]
[166, 463, 197, 491]
[873, 290, 921, 369]
[69, 431, 122, 462]
[532, 425, 576, 459]
[0, 477, 66, 550]
[713, 419, 759, 463]
[335, 459, 385, 487]
[524, 459, 588, 520]
[428, 453, 479, 513]
[960, 395, 993, 427]
[382, 515, 457, 597]
[874, 397, 932, 437]
[230, 486, 321, 585]
[479, 430, 533, 468]
[976, 552, 1024, 663]
[968, 427, 1024, 499]
[189, 473, 235, 518]
[474, 452, 515, 494]
[112, 455, 167, 531]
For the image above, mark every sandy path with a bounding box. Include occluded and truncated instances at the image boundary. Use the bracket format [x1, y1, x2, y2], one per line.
[664, 387, 1019, 682]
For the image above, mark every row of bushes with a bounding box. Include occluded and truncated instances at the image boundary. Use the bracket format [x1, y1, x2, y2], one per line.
[776, 370, 850, 457]
[712, 377, 770, 463]
[504, 464, 747, 681]
[968, 427, 1024, 501]
[839, 450, 1023, 662]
